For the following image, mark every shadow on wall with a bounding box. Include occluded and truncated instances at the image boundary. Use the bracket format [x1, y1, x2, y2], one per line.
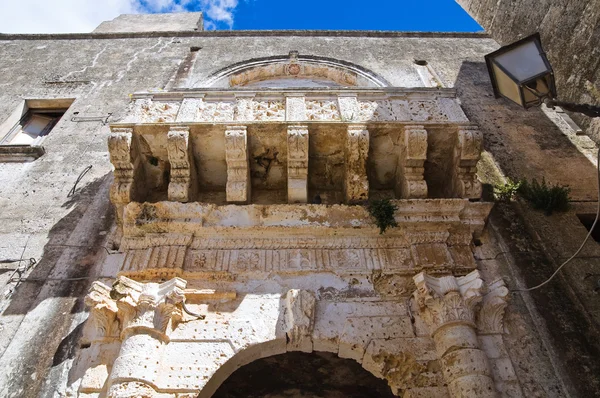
[453, 60, 598, 201]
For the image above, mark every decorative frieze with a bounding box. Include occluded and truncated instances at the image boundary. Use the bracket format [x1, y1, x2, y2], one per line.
[344, 125, 369, 203]
[396, 125, 428, 199]
[287, 125, 309, 203]
[224, 125, 250, 203]
[167, 126, 196, 202]
[455, 126, 482, 199]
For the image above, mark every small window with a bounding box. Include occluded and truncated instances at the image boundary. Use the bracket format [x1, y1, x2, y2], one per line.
[0, 99, 73, 162]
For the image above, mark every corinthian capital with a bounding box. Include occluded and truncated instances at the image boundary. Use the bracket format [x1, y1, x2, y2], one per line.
[413, 270, 484, 335]
[84, 281, 119, 341]
[477, 278, 509, 335]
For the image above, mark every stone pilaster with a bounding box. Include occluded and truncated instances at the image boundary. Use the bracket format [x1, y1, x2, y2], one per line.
[224, 125, 250, 203]
[287, 125, 309, 203]
[344, 124, 369, 203]
[108, 127, 143, 224]
[84, 276, 187, 398]
[281, 289, 316, 353]
[396, 125, 428, 198]
[167, 126, 196, 202]
[413, 271, 497, 398]
[454, 126, 482, 199]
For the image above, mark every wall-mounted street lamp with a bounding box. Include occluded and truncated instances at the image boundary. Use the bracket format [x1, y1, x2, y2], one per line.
[485, 33, 600, 118]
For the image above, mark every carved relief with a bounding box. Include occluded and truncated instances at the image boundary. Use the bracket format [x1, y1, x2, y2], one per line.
[413, 270, 484, 334]
[477, 279, 509, 335]
[282, 289, 316, 352]
[287, 125, 309, 203]
[396, 125, 428, 199]
[285, 94, 307, 121]
[305, 100, 341, 121]
[108, 128, 136, 206]
[455, 126, 482, 199]
[84, 282, 120, 341]
[344, 125, 369, 203]
[225, 126, 250, 203]
[252, 100, 285, 121]
[167, 126, 195, 202]
[197, 100, 235, 122]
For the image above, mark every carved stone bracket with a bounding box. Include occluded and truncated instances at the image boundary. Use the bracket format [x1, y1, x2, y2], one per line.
[167, 126, 196, 202]
[344, 125, 369, 203]
[225, 125, 250, 203]
[287, 125, 309, 203]
[477, 278, 509, 335]
[108, 128, 142, 222]
[455, 126, 482, 199]
[281, 289, 316, 352]
[413, 270, 484, 335]
[396, 125, 428, 199]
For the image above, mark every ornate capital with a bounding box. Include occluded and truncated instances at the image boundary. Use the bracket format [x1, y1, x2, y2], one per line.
[413, 270, 484, 335]
[477, 278, 509, 335]
[84, 276, 187, 341]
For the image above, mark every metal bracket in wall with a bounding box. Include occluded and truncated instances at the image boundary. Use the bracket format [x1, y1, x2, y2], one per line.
[71, 112, 112, 125]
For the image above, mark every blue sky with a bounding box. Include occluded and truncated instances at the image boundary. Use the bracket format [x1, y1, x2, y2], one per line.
[1, 0, 482, 34]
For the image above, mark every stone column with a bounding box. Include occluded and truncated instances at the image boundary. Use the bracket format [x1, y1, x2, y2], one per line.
[104, 276, 187, 397]
[225, 125, 250, 203]
[287, 125, 309, 203]
[344, 125, 369, 203]
[413, 271, 497, 398]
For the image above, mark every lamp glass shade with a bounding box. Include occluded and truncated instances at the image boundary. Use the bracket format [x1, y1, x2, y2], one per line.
[485, 33, 557, 109]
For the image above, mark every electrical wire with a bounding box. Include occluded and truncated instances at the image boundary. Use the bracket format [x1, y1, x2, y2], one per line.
[516, 147, 600, 292]
[67, 165, 92, 197]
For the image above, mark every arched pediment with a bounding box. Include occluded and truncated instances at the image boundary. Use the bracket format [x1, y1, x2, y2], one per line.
[203, 52, 391, 88]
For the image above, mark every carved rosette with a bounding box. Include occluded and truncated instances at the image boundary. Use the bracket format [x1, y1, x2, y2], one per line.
[108, 128, 136, 206]
[281, 289, 316, 352]
[396, 125, 428, 199]
[344, 125, 369, 203]
[477, 278, 509, 335]
[167, 126, 195, 202]
[287, 125, 309, 203]
[455, 126, 482, 199]
[225, 125, 250, 203]
[413, 270, 484, 335]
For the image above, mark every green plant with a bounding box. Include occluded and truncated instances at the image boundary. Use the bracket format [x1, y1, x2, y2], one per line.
[494, 179, 522, 202]
[518, 178, 571, 215]
[367, 199, 398, 234]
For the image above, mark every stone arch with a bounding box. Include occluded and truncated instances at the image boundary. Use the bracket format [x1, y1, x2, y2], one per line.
[202, 53, 391, 88]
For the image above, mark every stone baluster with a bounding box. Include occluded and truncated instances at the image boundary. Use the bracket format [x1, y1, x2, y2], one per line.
[396, 125, 428, 198]
[167, 126, 196, 202]
[413, 271, 497, 398]
[225, 125, 251, 203]
[454, 126, 482, 199]
[108, 127, 143, 224]
[287, 125, 309, 203]
[344, 124, 369, 203]
[101, 276, 187, 397]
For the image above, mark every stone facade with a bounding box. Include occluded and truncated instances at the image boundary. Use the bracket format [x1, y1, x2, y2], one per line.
[0, 11, 598, 398]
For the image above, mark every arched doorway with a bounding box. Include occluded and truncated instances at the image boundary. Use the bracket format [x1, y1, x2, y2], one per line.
[211, 351, 397, 398]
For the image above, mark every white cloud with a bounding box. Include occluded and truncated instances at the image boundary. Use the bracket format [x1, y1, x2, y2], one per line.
[0, 0, 240, 33]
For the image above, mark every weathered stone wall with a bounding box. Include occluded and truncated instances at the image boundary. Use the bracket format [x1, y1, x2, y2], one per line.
[456, 0, 600, 141]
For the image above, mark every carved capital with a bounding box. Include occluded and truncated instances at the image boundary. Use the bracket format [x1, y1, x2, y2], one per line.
[396, 125, 428, 199]
[413, 270, 483, 335]
[287, 125, 309, 203]
[344, 125, 369, 203]
[84, 281, 120, 341]
[225, 125, 250, 203]
[167, 126, 195, 202]
[281, 289, 316, 352]
[477, 278, 509, 335]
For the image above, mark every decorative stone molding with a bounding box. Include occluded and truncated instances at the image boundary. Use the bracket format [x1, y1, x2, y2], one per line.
[224, 125, 250, 203]
[344, 125, 369, 203]
[108, 128, 139, 209]
[281, 289, 316, 352]
[413, 270, 483, 334]
[455, 126, 482, 199]
[337, 94, 359, 122]
[167, 126, 196, 202]
[396, 125, 428, 199]
[287, 125, 309, 203]
[477, 279, 510, 335]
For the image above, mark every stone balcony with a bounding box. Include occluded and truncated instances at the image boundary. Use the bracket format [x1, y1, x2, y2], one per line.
[109, 88, 482, 218]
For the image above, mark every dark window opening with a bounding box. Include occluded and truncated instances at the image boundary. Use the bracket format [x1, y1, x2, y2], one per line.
[577, 214, 600, 243]
[0, 109, 66, 146]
